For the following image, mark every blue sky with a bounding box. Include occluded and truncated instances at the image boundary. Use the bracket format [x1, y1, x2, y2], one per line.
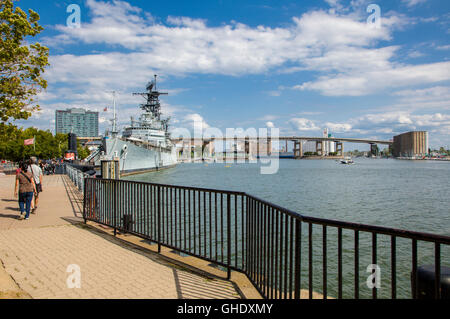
[15, 0, 450, 149]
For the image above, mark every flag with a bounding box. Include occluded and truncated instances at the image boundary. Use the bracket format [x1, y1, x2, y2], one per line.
[24, 138, 34, 146]
[103, 107, 108, 112]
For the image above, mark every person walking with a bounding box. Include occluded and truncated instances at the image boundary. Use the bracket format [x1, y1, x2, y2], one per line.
[28, 157, 43, 213]
[14, 161, 37, 220]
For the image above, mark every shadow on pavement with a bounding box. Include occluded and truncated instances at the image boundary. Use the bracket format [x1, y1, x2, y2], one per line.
[60, 216, 242, 299]
[1, 199, 17, 203]
[0, 213, 21, 220]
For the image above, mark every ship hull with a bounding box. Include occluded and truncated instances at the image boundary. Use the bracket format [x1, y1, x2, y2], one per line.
[95, 137, 177, 176]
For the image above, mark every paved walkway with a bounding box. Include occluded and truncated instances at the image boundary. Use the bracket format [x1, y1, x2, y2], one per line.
[0, 174, 240, 299]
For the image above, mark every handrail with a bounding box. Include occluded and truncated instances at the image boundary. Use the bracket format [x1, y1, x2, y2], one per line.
[78, 175, 449, 299]
[247, 193, 450, 244]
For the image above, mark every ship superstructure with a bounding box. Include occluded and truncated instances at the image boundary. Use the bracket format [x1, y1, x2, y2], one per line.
[93, 76, 177, 176]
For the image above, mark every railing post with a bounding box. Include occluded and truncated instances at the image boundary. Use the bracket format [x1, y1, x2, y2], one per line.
[294, 218, 301, 299]
[227, 193, 231, 280]
[113, 180, 117, 236]
[157, 185, 161, 253]
[82, 178, 87, 224]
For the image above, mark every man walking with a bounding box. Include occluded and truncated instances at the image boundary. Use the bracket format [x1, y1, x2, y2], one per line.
[28, 156, 43, 213]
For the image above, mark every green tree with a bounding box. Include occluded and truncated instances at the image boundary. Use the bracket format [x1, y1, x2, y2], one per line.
[77, 145, 90, 160]
[0, 128, 69, 161]
[0, 0, 49, 123]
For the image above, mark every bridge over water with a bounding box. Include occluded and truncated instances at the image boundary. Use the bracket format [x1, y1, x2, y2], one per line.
[171, 136, 393, 159]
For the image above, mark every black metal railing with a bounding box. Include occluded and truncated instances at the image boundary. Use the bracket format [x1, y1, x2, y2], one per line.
[82, 177, 450, 299]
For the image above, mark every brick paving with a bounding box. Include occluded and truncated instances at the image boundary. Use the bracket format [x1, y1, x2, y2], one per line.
[0, 174, 240, 299]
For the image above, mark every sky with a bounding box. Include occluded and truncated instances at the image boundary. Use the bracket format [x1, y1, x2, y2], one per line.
[14, 0, 450, 149]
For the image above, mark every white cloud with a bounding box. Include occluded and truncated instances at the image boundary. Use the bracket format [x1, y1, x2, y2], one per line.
[389, 86, 450, 111]
[289, 118, 320, 131]
[47, 2, 396, 77]
[258, 115, 279, 121]
[30, 0, 450, 143]
[324, 122, 352, 133]
[179, 113, 210, 132]
[407, 50, 425, 58]
[41, 0, 436, 101]
[266, 121, 275, 128]
[402, 0, 427, 8]
[296, 61, 450, 96]
[268, 90, 281, 97]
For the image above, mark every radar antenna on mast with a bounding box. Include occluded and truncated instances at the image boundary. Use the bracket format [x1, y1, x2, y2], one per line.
[132, 74, 168, 121]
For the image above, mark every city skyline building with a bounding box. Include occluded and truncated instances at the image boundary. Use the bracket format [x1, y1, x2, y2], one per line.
[393, 131, 429, 158]
[55, 108, 99, 137]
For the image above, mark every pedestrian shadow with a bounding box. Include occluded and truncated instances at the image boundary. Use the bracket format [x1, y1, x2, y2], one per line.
[0, 212, 21, 220]
[1, 199, 17, 202]
[4, 207, 20, 212]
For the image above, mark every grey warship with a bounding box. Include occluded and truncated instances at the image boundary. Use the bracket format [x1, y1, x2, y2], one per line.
[93, 76, 177, 176]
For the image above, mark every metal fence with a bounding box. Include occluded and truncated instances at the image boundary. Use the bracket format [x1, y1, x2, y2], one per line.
[80, 176, 450, 299]
[0, 162, 18, 174]
[65, 164, 90, 192]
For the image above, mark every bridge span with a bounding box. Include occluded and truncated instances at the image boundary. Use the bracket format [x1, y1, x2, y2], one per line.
[171, 136, 393, 159]
[171, 136, 392, 144]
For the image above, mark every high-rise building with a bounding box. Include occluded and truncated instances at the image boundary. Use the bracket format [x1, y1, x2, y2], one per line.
[55, 108, 99, 137]
[393, 131, 429, 157]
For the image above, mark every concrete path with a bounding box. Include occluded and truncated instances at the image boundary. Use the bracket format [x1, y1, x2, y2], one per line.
[0, 174, 240, 299]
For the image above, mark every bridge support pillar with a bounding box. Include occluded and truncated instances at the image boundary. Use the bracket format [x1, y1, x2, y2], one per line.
[294, 140, 303, 159]
[316, 141, 323, 156]
[336, 142, 344, 157]
[370, 143, 378, 157]
[257, 139, 260, 158]
[190, 139, 195, 162]
[244, 137, 250, 160]
[201, 140, 214, 161]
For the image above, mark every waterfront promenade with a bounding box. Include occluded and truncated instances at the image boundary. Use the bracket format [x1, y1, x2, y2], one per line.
[0, 174, 243, 299]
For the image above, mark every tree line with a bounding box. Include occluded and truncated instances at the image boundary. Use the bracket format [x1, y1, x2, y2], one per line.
[0, 126, 89, 162]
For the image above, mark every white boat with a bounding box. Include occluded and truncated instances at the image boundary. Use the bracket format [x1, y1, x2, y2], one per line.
[340, 158, 355, 164]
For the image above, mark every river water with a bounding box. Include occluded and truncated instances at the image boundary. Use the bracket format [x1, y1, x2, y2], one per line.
[125, 158, 450, 298]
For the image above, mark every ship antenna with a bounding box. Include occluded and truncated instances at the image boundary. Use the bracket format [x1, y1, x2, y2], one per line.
[107, 91, 118, 137]
[132, 75, 168, 119]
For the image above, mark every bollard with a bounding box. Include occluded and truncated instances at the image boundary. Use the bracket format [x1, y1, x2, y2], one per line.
[122, 214, 133, 233]
[413, 265, 450, 299]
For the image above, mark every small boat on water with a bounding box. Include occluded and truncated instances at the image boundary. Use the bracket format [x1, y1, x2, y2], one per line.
[340, 158, 355, 165]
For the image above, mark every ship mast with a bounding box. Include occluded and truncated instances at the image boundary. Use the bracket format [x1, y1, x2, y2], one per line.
[107, 90, 118, 137]
[132, 74, 168, 121]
